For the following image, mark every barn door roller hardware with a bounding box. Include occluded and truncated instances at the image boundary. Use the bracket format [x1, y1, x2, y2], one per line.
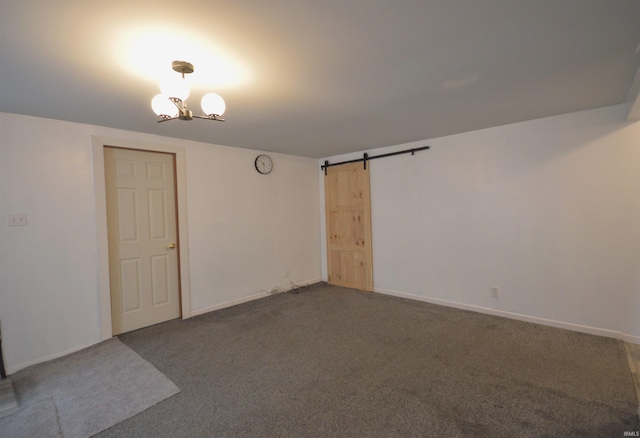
[321, 146, 430, 175]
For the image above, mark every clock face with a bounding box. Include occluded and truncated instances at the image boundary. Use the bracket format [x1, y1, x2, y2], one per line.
[255, 154, 273, 174]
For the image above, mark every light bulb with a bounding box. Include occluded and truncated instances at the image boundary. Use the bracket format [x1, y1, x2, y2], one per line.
[159, 76, 190, 101]
[201, 93, 226, 116]
[151, 94, 178, 117]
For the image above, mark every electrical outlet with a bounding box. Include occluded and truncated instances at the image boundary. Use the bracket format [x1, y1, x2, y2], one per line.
[8, 213, 27, 226]
[284, 268, 290, 278]
[491, 286, 500, 298]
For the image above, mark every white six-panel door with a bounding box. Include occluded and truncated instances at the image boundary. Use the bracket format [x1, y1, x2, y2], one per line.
[104, 147, 181, 335]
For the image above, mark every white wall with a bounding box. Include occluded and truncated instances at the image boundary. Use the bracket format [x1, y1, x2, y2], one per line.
[0, 113, 321, 373]
[320, 104, 640, 343]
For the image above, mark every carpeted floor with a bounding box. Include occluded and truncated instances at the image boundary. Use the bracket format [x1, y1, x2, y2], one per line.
[0, 338, 179, 438]
[95, 283, 639, 438]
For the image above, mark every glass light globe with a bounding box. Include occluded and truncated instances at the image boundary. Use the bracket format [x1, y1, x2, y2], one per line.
[201, 93, 226, 116]
[151, 94, 178, 117]
[159, 77, 190, 101]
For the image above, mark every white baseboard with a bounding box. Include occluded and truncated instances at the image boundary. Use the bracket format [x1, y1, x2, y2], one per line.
[190, 278, 322, 317]
[624, 333, 640, 345]
[8, 282, 635, 374]
[374, 287, 634, 342]
[6, 339, 102, 375]
[7, 280, 322, 374]
[190, 292, 271, 317]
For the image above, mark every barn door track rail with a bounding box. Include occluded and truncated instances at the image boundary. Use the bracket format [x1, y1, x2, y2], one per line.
[321, 146, 430, 175]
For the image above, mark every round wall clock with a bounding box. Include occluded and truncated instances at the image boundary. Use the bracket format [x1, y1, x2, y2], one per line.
[255, 154, 273, 174]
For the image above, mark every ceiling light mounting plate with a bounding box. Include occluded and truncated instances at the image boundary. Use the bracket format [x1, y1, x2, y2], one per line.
[172, 60, 194, 76]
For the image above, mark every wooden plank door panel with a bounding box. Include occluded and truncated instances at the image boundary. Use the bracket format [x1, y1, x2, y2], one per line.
[325, 162, 373, 291]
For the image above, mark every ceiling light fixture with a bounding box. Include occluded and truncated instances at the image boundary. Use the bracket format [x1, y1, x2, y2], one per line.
[151, 60, 226, 123]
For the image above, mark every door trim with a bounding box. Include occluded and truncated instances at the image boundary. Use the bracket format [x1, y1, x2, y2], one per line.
[92, 136, 192, 341]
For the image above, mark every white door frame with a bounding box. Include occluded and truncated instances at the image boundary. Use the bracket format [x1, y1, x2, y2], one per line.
[92, 136, 191, 340]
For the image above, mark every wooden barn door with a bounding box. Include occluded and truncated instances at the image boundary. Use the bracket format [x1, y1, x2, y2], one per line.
[324, 162, 373, 291]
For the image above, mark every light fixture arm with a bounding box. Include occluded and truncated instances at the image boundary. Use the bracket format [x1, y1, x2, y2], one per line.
[156, 98, 191, 123]
[192, 114, 225, 121]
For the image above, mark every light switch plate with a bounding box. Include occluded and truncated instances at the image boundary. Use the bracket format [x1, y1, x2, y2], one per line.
[8, 213, 27, 226]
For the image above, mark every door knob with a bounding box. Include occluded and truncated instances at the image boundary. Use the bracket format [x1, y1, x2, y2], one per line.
[166, 243, 176, 249]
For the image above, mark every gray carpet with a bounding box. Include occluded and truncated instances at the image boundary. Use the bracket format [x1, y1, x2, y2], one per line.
[0, 338, 180, 438]
[93, 283, 639, 437]
[0, 397, 61, 438]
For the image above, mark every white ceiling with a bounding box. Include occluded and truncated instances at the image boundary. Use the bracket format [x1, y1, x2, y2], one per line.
[1, 1, 639, 158]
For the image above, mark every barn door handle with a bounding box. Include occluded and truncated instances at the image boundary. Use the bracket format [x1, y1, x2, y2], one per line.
[166, 243, 176, 249]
